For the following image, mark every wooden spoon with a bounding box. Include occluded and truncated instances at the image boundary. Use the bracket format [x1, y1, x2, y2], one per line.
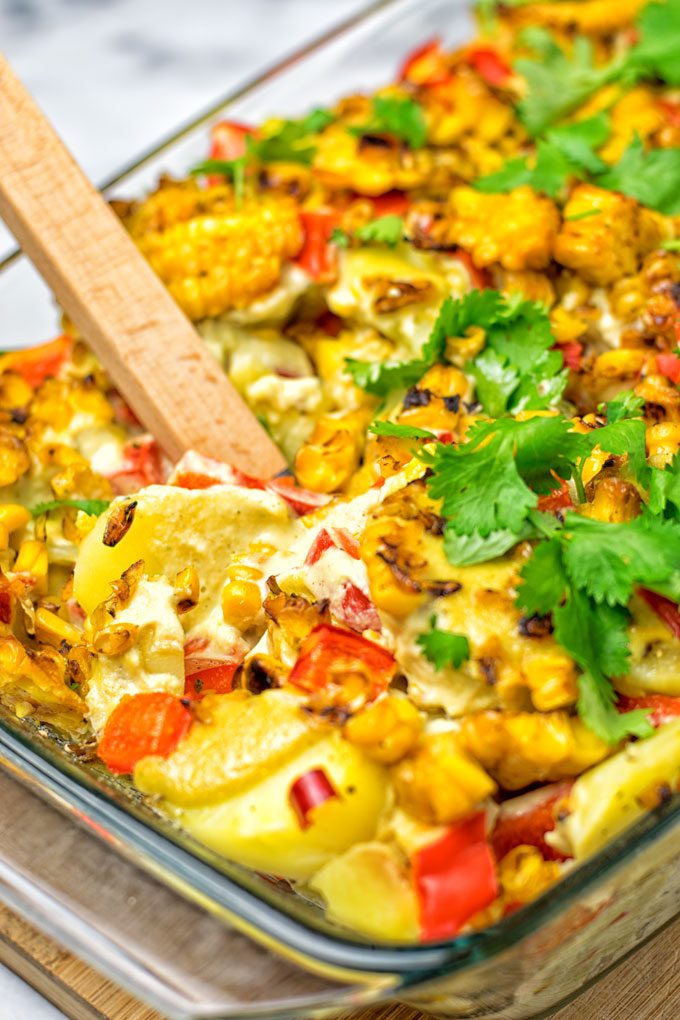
[0, 55, 287, 479]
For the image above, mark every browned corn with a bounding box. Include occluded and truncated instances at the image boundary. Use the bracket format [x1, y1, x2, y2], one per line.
[295, 413, 365, 493]
[0, 634, 87, 731]
[343, 695, 422, 764]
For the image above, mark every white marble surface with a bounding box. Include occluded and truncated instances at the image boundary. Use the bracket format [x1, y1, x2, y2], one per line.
[0, 3, 368, 1014]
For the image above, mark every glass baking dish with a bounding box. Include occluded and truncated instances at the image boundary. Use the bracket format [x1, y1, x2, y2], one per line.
[1, 1, 680, 1016]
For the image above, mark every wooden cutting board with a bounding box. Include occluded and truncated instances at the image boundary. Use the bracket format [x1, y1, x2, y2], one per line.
[2, 902, 679, 1020]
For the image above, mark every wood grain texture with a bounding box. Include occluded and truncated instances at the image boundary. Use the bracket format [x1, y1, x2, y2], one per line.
[0, 55, 286, 478]
[2, 901, 679, 1020]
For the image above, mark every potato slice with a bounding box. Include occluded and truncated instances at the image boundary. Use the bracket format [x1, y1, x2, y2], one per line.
[73, 484, 300, 622]
[563, 719, 680, 859]
[310, 842, 419, 941]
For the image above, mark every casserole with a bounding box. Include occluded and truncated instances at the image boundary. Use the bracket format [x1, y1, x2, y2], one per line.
[1, 0, 680, 1016]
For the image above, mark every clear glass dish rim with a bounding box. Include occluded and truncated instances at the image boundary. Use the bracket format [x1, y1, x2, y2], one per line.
[0, 0, 678, 979]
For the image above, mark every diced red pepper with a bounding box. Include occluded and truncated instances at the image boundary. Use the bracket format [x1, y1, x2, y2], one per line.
[288, 623, 395, 697]
[639, 588, 680, 641]
[265, 477, 331, 515]
[617, 693, 680, 728]
[337, 582, 382, 633]
[656, 353, 680, 385]
[537, 477, 573, 513]
[560, 341, 584, 373]
[454, 248, 492, 291]
[398, 38, 452, 88]
[184, 657, 238, 700]
[0, 334, 71, 389]
[106, 436, 166, 494]
[368, 190, 410, 217]
[467, 47, 512, 87]
[412, 812, 498, 941]
[492, 783, 572, 863]
[209, 120, 255, 162]
[98, 692, 192, 775]
[305, 527, 360, 566]
[295, 209, 344, 283]
[289, 768, 338, 828]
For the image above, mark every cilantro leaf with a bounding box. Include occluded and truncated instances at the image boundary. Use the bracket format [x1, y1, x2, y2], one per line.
[545, 113, 610, 174]
[444, 526, 528, 567]
[596, 136, 680, 216]
[31, 498, 110, 518]
[578, 669, 654, 745]
[344, 356, 426, 397]
[191, 156, 247, 204]
[628, 0, 680, 86]
[355, 215, 405, 248]
[330, 227, 350, 248]
[368, 421, 436, 440]
[516, 537, 567, 615]
[603, 390, 645, 424]
[648, 454, 680, 520]
[470, 349, 520, 418]
[417, 616, 470, 670]
[351, 96, 427, 149]
[515, 32, 624, 136]
[586, 416, 648, 484]
[247, 109, 333, 166]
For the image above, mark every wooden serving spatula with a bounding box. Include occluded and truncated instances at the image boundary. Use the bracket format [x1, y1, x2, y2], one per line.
[0, 55, 287, 479]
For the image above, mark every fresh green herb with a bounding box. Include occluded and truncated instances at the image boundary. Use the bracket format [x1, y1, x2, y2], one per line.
[444, 512, 560, 566]
[344, 357, 426, 397]
[565, 209, 602, 222]
[597, 135, 680, 216]
[247, 108, 334, 166]
[648, 454, 680, 521]
[662, 239, 680, 253]
[515, 30, 625, 137]
[191, 156, 247, 205]
[350, 96, 427, 150]
[601, 389, 645, 425]
[299, 108, 335, 134]
[31, 498, 110, 518]
[475, 114, 610, 198]
[368, 421, 436, 440]
[330, 227, 351, 248]
[355, 215, 405, 248]
[517, 511, 680, 742]
[627, 0, 680, 86]
[417, 616, 470, 669]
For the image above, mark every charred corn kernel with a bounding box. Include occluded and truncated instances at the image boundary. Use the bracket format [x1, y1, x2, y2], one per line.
[459, 710, 609, 790]
[0, 633, 86, 731]
[14, 540, 48, 594]
[0, 504, 30, 533]
[362, 518, 425, 618]
[0, 435, 30, 487]
[174, 566, 200, 614]
[499, 846, 562, 904]
[66, 644, 94, 686]
[92, 623, 139, 656]
[122, 180, 303, 320]
[221, 578, 262, 628]
[443, 186, 560, 271]
[313, 122, 433, 196]
[501, 270, 555, 307]
[555, 185, 667, 286]
[593, 348, 647, 379]
[417, 363, 468, 399]
[344, 696, 422, 764]
[523, 653, 578, 712]
[583, 476, 641, 524]
[646, 423, 680, 470]
[445, 325, 486, 365]
[35, 607, 83, 649]
[295, 421, 362, 494]
[601, 87, 665, 164]
[0, 372, 32, 410]
[394, 732, 497, 825]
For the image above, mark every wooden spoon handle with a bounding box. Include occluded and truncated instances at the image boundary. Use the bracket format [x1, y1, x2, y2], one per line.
[0, 55, 286, 478]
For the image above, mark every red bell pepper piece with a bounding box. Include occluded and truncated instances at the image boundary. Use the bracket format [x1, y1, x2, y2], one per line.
[209, 120, 255, 162]
[412, 812, 498, 941]
[1, 334, 71, 389]
[337, 582, 382, 633]
[398, 38, 452, 88]
[559, 341, 584, 373]
[288, 623, 395, 697]
[295, 209, 343, 283]
[656, 353, 680, 385]
[265, 477, 331, 515]
[537, 477, 573, 513]
[368, 190, 410, 217]
[98, 692, 192, 775]
[106, 436, 166, 494]
[184, 658, 238, 700]
[492, 783, 572, 863]
[454, 248, 492, 291]
[289, 768, 338, 828]
[617, 693, 680, 728]
[467, 47, 512, 87]
[639, 588, 680, 641]
[305, 527, 360, 566]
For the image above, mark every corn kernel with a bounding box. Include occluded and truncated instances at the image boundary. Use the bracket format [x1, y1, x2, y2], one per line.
[0, 372, 32, 410]
[344, 696, 422, 764]
[221, 578, 262, 628]
[362, 519, 425, 619]
[499, 846, 562, 904]
[523, 653, 578, 711]
[646, 422, 680, 470]
[35, 607, 83, 649]
[92, 623, 139, 656]
[593, 348, 647, 379]
[0, 504, 31, 533]
[14, 540, 48, 594]
[174, 566, 200, 614]
[394, 732, 497, 825]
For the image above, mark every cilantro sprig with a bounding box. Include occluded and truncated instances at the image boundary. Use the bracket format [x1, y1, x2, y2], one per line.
[31, 498, 110, 518]
[331, 215, 405, 251]
[350, 96, 427, 150]
[597, 136, 680, 217]
[417, 616, 470, 669]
